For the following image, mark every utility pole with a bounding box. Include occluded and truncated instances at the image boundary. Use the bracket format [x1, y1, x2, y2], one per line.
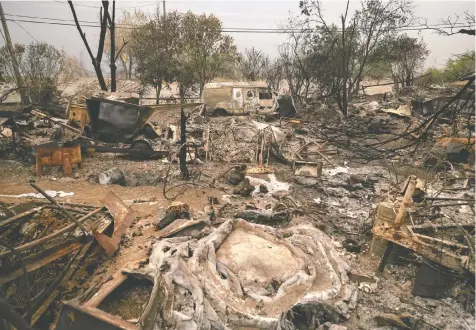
[162, 0, 166, 19]
[109, 0, 116, 92]
[0, 2, 27, 103]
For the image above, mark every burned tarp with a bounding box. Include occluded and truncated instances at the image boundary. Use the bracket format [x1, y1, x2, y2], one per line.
[85, 98, 154, 144]
[276, 95, 297, 118]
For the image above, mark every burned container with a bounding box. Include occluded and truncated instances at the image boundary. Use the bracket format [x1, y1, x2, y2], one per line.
[85, 98, 155, 144]
[412, 258, 462, 299]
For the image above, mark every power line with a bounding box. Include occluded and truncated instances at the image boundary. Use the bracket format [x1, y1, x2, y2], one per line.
[4, 13, 475, 32]
[53, 0, 158, 9]
[2, 17, 474, 34]
[12, 21, 37, 42]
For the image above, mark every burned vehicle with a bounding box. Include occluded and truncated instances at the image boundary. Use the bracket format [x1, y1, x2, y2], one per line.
[202, 81, 278, 116]
[80, 97, 167, 157]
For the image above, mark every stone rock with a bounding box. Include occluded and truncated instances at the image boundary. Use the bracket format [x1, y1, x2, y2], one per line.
[233, 178, 254, 197]
[348, 174, 367, 185]
[375, 312, 415, 329]
[369, 101, 380, 110]
[235, 210, 291, 224]
[156, 201, 190, 229]
[259, 184, 268, 193]
[226, 165, 246, 185]
[327, 325, 348, 330]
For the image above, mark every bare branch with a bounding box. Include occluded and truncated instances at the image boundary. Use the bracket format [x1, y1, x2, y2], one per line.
[115, 39, 129, 62]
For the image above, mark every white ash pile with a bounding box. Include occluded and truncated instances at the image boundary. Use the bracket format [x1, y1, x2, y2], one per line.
[127, 219, 357, 329]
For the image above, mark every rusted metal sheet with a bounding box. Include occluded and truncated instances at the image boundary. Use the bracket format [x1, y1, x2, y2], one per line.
[34, 142, 82, 177]
[68, 103, 89, 129]
[56, 302, 139, 330]
[93, 192, 135, 256]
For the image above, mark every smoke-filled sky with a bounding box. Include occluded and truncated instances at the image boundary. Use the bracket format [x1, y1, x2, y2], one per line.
[1, 0, 474, 73]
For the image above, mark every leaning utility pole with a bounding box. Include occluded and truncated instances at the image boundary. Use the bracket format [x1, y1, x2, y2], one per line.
[0, 2, 27, 103]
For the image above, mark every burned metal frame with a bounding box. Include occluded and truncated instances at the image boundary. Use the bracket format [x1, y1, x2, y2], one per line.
[374, 175, 475, 274]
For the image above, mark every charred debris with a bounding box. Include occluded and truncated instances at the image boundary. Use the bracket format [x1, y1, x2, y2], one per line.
[0, 78, 474, 330]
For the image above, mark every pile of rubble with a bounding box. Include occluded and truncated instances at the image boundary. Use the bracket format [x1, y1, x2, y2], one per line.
[0, 82, 474, 330]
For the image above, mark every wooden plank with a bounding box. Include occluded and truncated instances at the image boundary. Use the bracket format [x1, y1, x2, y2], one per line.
[0, 206, 42, 228]
[0, 239, 82, 286]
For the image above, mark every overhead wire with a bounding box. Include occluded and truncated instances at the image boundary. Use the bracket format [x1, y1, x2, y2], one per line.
[11, 21, 38, 42]
[3, 16, 474, 34]
[52, 0, 158, 9]
[5, 13, 474, 31]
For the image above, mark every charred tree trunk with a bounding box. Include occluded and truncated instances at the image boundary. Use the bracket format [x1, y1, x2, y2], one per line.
[405, 72, 412, 87]
[68, 1, 108, 91]
[128, 56, 132, 79]
[108, 1, 116, 92]
[339, 3, 349, 117]
[155, 83, 162, 105]
[179, 86, 189, 180]
[179, 106, 189, 179]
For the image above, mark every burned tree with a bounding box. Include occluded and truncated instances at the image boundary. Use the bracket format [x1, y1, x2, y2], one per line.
[297, 0, 414, 115]
[383, 34, 429, 89]
[237, 47, 269, 81]
[105, 9, 147, 79]
[68, 0, 108, 91]
[424, 11, 475, 36]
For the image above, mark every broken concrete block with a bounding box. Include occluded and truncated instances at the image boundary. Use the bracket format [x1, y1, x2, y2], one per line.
[98, 167, 126, 185]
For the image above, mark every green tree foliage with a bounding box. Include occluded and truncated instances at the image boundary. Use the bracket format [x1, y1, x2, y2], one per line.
[131, 10, 237, 103]
[419, 51, 475, 86]
[444, 51, 475, 81]
[132, 11, 182, 102]
[384, 34, 429, 88]
[0, 42, 65, 105]
[181, 12, 237, 94]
